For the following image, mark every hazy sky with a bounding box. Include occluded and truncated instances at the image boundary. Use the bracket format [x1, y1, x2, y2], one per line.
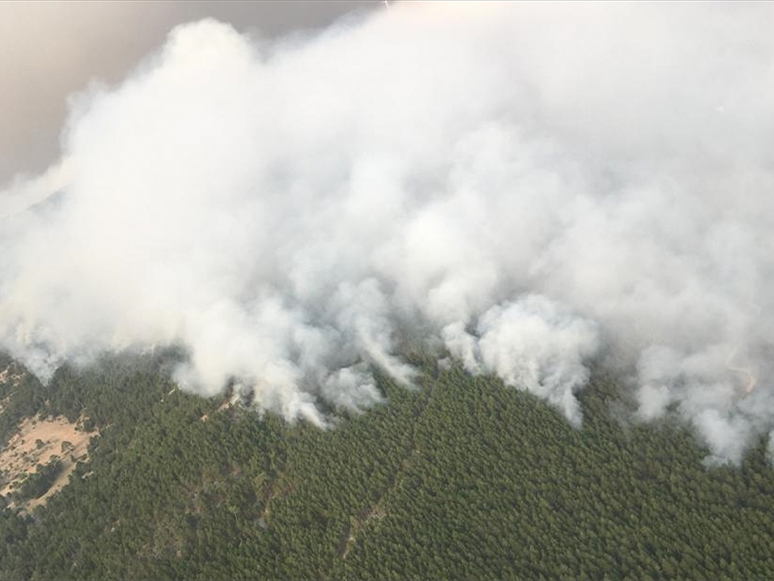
[0, 1, 377, 185]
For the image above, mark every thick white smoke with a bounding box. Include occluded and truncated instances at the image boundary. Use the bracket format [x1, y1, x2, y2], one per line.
[1, 3, 773, 461]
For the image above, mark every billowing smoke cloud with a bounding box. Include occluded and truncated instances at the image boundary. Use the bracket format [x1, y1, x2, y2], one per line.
[1, 3, 773, 461]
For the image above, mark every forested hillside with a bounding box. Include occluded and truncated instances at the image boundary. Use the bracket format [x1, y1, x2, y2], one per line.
[1, 351, 774, 580]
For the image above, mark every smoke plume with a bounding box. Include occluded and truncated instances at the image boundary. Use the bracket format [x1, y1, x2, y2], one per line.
[1, 3, 773, 462]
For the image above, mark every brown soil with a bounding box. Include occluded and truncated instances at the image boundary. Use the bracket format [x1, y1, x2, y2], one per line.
[0, 364, 24, 388]
[725, 348, 757, 395]
[0, 414, 98, 511]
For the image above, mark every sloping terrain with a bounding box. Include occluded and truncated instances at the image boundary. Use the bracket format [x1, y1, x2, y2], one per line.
[0, 414, 97, 511]
[1, 352, 774, 580]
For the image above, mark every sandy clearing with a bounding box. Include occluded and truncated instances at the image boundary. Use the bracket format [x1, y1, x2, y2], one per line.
[0, 413, 98, 510]
[725, 348, 758, 396]
[0, 364, 24, 387]
[0, 395, 11, 415]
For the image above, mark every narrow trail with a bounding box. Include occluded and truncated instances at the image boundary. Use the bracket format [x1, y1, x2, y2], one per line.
[331, 370, 437, 570]
[725, 348, 757, 395]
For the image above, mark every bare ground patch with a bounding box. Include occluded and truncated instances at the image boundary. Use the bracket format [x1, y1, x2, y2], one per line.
[0, 364, 24, 388]
[0, 414, 98, 511]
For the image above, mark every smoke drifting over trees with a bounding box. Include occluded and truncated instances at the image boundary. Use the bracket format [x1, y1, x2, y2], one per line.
[1, 3, 773, 463]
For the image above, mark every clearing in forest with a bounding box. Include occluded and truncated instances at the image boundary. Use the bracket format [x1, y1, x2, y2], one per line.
[0, 413, 98, 511]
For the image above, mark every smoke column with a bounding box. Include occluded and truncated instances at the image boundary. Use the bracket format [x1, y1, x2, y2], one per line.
[1, 3, 773, 463]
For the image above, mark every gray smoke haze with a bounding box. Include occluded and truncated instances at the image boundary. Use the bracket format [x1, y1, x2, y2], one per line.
[1, 3, 773, 463]
[0, 1, 375, 183]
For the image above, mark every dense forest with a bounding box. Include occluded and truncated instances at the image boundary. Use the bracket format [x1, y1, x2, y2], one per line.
[1, 349, 774, 580]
